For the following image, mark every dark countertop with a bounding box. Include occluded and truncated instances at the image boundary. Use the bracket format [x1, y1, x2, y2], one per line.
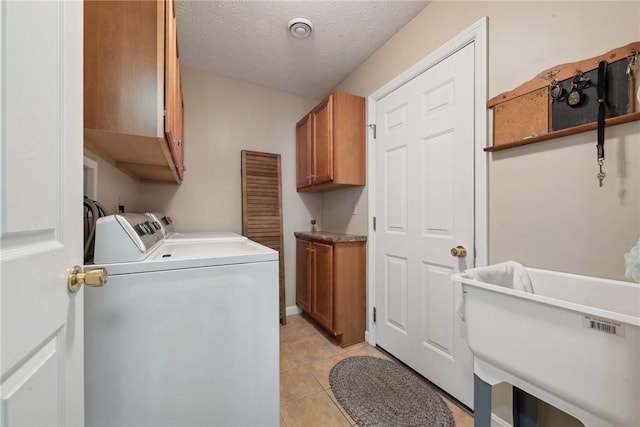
[294, 231, 367, 243]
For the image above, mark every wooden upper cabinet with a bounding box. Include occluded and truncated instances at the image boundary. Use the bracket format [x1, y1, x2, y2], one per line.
[296, 90, 365, 192]
[84, 0, 183, 184]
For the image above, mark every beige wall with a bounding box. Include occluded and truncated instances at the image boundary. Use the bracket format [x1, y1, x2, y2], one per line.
[84, 148, 140, 214]
[137, 69, 319, 308]
[332, 1, 639, 424]
[333, 0, 640, 282]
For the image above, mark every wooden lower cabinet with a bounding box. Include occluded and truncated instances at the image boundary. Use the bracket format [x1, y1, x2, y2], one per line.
[295, 236, 366, 347]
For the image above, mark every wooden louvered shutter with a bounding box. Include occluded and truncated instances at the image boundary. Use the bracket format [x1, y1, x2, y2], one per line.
[241, 150, 286, 325]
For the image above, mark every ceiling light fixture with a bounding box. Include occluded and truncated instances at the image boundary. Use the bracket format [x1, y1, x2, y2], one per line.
[288, 17, 313, 39]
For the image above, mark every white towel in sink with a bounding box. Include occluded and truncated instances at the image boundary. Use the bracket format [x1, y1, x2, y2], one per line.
[465, 260, 534, 293]
[457, 261, 534, 321]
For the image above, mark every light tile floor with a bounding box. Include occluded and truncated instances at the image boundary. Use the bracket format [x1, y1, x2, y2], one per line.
[280, 314, 474, 427]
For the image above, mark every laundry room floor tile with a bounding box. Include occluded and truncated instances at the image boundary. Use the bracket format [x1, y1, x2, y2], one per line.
[280, 314, 474, 427]
[280, 390, 351, 427]
[280, 364, 323, 403]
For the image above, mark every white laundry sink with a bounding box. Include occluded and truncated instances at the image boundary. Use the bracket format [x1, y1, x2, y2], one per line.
[453, 268, 640, 427]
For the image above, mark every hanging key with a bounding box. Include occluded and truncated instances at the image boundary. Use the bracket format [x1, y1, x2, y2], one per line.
[627, 50, 637, 76]
[597, 159, 606, 187]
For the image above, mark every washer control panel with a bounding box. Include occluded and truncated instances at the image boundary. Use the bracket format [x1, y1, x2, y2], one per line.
[94, 214, 165, 263]
[146, 212, 174, 236]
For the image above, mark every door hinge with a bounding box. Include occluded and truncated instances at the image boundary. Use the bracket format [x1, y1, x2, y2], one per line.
[373, 216, 376, 231]
[367, 123, 376, 139]
[373, 306, 377, 323]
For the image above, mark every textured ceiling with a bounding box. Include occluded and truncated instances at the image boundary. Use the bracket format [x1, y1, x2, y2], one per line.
[176, 1, 430, 99]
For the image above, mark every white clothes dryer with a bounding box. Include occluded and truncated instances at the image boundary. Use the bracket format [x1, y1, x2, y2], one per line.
[85, 214, 279, 427]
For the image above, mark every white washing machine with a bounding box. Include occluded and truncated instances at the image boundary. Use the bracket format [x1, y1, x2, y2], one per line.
[146, 211, 247, 242]
[85, 214, 279, 427]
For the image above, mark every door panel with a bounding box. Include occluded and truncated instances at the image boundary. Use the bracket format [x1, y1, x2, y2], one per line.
[385, 145, 408, 233]
[312, 97, 333, 185]
[375, 42, 475, 408]
[384, 254, 408, 333]
[295, 239, 311, 311]
[423, 132, 454, 234]
[3, 338, 60, 426]
[295, 115, 311, 188]
[1, 1, 84, 424]
[311, 242, 333, 331]
[423, 263, 454, 354]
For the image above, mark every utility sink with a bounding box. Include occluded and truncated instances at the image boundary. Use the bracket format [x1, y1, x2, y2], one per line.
[453, 267, 640, 427]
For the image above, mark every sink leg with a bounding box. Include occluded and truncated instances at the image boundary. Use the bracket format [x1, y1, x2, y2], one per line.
[474, 374, 492, 427]
[513, 386, 538, 427]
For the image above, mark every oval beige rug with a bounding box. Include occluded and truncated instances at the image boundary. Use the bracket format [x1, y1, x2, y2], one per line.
[329, 356, 455, 427]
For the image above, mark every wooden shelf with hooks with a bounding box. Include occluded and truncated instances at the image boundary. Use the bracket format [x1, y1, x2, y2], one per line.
[486, 41, 640, 152]
[485, 111, 640, 152]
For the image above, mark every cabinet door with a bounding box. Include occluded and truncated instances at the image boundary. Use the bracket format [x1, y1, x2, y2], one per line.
[174, 60, 185, 179]
[164, 0, 175, 140]
[84, 0, 163, 138]
[164, 0, 184, 178]
[296, 115, 312, 189]
[295, 239, 311, 312]
[312, 96, 334, 185]
[311, 242, 334, 331]
[83, 0, 180, 184]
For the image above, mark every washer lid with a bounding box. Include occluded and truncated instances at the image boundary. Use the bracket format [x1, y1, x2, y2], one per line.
[96, 239, 278, 275]
[151, 239, 275, 261]
[146, 212, 246, 242]
[167, 231, 247, 242]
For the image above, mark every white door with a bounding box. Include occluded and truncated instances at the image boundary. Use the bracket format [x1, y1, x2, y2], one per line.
[1, 1, 85, 425]
[374, 43, 476, 408]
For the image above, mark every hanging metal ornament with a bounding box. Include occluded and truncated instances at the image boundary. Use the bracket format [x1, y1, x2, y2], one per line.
[549, 79, 566, 102]
[566, 71, 591, 107]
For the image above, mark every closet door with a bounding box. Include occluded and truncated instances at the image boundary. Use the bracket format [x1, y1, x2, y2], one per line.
[241, 150, 286, 324]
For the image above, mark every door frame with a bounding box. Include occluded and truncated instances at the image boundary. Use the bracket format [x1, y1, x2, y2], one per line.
[366, 17, 488, 345]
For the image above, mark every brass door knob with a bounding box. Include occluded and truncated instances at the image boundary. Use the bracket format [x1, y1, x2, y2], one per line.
[450, 245, 467, 258]
[67, 265, 108, 293]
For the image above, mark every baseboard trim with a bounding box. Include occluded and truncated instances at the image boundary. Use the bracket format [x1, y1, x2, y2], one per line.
[286, 305, 302, 316]
[491, 413, 512, 427]
[365, 330, 373, 345]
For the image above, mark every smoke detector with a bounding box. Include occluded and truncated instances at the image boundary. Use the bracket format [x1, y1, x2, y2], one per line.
[288, 17, 313, 39]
